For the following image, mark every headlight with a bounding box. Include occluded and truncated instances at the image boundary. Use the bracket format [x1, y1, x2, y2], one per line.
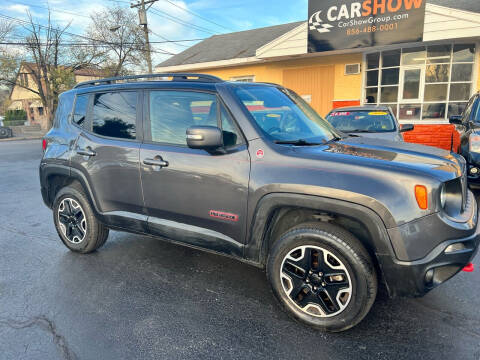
[440, 183, 446, 208]
[469, 134, 480, 153]
[440, 179, 463, 217]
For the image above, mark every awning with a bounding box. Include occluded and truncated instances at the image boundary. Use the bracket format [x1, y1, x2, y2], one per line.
[29, 100, 43, 108]
[7, 101, 22, 110]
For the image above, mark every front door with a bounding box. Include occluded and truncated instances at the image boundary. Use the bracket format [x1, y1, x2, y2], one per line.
[140, 89, 250, 257]
[398, 66, 424, 121]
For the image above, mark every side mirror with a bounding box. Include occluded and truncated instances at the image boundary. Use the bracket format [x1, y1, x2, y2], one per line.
[399, 124, 414, 133]
[186, 126, 223, 149]
[449, 115, 463, 125]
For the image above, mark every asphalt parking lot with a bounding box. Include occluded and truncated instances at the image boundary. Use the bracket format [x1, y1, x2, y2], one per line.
[0, 139, 479, 360]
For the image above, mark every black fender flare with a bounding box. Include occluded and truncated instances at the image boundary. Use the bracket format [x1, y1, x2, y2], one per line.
[40, 163, 101, 215]
[244, 193, 396, 268]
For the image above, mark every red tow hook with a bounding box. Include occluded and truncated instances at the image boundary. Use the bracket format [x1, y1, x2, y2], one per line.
[462, 263, 474, 272]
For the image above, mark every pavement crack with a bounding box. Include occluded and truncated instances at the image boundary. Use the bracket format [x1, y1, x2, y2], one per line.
[0, 315, 77, 360]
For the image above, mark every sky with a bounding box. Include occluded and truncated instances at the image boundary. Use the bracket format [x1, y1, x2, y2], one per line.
[0, 0, 309, 66]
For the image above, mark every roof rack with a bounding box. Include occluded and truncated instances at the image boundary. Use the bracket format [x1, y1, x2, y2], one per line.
[73, 73, 223, 89]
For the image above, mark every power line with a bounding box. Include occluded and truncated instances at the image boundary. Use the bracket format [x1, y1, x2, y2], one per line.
[159, 0, 233, 32]
[0, 13, 177, 55]
[149, 7, 218, 35]
[3, 0, 91, 19]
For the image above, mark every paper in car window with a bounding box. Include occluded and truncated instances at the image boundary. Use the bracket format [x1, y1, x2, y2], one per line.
[368, 112, 388, 115]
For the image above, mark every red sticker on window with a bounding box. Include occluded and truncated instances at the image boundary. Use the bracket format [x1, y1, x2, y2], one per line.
[256, 149, 264, 158]
[330, 112, 350, 116]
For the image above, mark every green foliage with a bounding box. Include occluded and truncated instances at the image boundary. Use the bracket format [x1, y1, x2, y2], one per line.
[4, 109, 27, 126]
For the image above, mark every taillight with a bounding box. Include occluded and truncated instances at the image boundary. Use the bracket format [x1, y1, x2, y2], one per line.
[415, 185, 428, 210]
[42, 138, 47, 152]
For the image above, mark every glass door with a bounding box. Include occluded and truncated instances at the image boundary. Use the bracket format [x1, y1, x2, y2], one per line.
[399, 66, 424, 121]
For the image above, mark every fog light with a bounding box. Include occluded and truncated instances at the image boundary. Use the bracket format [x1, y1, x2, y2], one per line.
[470, 167, 479, 175]
[445, 243, 467, 253]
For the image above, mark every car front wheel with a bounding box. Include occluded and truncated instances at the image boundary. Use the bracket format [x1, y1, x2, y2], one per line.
[267, 222, 377, 332]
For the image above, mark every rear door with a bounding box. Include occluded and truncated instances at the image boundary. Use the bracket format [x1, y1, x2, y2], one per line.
[70, 90, 146, 231]
[139, 89, 250, 256]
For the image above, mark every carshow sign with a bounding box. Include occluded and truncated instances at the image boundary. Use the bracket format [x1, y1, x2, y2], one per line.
[308, 0, 426, 53]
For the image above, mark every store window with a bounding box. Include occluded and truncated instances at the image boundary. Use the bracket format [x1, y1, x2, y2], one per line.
[364, 44, 476, 122]
[229, 75, 255, 82]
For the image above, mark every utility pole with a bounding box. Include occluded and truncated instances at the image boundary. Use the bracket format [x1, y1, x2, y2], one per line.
[131, 0, 157, 73]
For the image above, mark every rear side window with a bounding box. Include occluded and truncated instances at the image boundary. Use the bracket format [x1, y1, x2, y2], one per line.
[73, 95, 89, 127]
[53, 93, 74, 128]
[92, 92, 137, 140]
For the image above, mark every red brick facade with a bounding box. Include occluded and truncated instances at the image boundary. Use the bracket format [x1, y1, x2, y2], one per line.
[331, 101, 459, 152]
[402, 124, 460, 152]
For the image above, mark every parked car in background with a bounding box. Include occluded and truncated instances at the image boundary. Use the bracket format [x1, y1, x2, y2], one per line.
[40, 74, 478, 332]
[450, 92, 480, 187]
[0, 116, 13, 139]
[325, 105, 414, 141]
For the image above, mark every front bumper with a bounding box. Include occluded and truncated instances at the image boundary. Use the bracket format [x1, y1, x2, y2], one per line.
[379, 220, 479, 297]
[380, 190, 479, 297]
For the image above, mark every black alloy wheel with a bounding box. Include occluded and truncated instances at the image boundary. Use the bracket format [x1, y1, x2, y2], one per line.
[280, 245, 352, 317]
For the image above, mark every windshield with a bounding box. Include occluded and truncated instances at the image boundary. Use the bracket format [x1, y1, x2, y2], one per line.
[326, 110, 396, 133]
[234, 85, 340, 143]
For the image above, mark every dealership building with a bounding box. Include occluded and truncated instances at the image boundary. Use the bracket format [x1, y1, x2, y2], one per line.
[156, 0, 480, 150]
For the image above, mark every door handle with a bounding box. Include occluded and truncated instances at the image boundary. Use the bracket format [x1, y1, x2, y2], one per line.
[143, 157, 169, 168]
[77, 147, 96, 157]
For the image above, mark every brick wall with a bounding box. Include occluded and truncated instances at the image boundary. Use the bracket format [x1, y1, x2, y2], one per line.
[332, 100, 361, 108]
[402, 124, 460, 152]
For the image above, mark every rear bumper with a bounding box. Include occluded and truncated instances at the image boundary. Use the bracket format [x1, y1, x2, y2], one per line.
[380, 204, 479, 297]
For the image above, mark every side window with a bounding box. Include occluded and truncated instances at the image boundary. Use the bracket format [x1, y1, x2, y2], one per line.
[149, 91, 217, 145]
[92, 92, 137, 140]
[473, 97, 480, 122]
[462, 96, 475, 123]
[73, 94, 89, 127]
[54, 93, 74, 128]
[149, 90, 243, 147]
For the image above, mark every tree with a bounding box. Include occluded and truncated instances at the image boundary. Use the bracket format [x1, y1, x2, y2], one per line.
[87, 6, 146, 77]
[0, 13, 102, 128]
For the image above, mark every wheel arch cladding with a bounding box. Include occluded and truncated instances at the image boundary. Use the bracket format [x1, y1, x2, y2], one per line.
[245, 194, 394, 287]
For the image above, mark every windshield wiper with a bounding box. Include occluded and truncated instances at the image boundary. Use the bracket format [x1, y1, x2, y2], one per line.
[346, 129, 376, 133]
[274, 139, 324, 146]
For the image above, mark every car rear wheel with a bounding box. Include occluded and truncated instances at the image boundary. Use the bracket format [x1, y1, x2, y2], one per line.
[267, 222, 377, 332]
[53, 184, 109, 253]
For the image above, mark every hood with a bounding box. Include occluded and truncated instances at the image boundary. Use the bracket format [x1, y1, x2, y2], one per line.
[351, 131, 403, 142]
[290, 136, 464, 182]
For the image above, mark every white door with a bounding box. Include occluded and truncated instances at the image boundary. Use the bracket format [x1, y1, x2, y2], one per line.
[399, 66, 425, 121]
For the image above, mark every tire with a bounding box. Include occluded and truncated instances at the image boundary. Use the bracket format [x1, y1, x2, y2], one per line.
[0, 127, 9, 139]
[267, 222, 377, 332]
[53, 183, 109, 253]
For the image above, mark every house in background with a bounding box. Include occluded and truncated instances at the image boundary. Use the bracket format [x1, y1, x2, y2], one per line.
[156, 0, 480, 151]
[8, 63, 103, 130]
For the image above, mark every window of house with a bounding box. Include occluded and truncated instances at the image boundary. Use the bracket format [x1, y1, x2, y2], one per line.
[38, 107, 44, 116]
[92, 92, 137, 139]
[364, 44, 476, 123]
[229, 75, 255, 82]
[72, 95, 88, 127]
[149, 91, 242, 147]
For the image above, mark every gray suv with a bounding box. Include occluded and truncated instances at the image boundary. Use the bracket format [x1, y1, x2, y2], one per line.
[40, 74, 479, 332]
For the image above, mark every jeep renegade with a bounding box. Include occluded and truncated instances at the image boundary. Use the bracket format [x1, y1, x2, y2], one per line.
[40, 73, 479, 332]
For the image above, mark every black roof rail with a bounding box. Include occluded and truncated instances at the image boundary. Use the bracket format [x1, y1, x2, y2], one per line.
[73, 73, 224, 89]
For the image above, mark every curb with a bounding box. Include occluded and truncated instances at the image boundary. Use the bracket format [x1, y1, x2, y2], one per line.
[0, 136, 43, 142]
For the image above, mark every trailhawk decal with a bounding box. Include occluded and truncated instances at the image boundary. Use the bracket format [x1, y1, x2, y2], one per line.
[308, 0, 426, 53]
[209, 210, 239, 222]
